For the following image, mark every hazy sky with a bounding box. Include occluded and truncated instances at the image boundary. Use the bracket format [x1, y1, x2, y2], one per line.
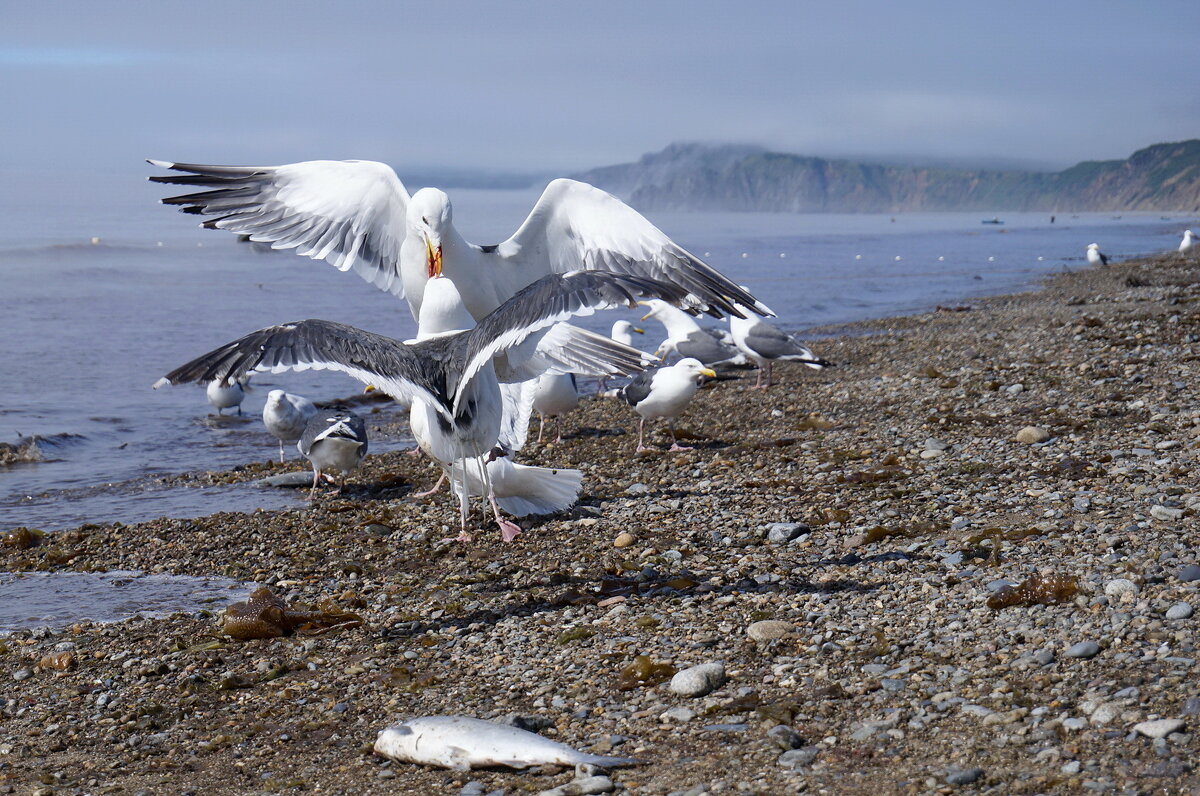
[3, 1, 1197, 176]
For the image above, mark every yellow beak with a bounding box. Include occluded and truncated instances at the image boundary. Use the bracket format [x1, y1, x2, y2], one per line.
[364, 384, 377, 393]
[700, 368, 717, 378]
[424, 236, 443, 278]
[632, 326, 645, 334]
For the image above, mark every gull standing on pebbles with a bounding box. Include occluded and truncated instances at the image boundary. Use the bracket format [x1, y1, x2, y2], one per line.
[155, 271, 687, 540]
[1180, 230, 1195, 256]
[531, 373, 578, 443]
[149, 160, 767, 323]
[622, 358, 716, 452]
[728, 299, 832, 389]
[1086, 243, 1109, 266]
[639, 300, 745, 367]
[262, 389, 318, 462]
[297, 408, 367, 498]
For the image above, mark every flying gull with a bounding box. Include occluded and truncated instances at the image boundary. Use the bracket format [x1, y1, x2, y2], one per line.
[149, 159, 768, 323]
[622, 358, 716, 452]
[638, 300, 745, 367]
[297, 408, 367, 498]
[728, 300, 832, 389]
[263, 389, 318, 462]
[156, 271, 687, 538]
[1086, 243, 1109, 266]
[1180, 229, 1195, 255]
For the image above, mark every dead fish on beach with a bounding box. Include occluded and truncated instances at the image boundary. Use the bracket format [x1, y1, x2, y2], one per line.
[373, 715, 641, 771]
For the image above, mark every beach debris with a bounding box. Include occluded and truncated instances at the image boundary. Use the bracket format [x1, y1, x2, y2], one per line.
[219, 586, 362, 640]
[986, 573, 1078, 610]
[2, 527, 44, 549]
[615, 655, 676, 691]
[372, 715, 640, 770]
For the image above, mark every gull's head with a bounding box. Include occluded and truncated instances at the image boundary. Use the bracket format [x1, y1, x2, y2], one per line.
[409, 188, 452, 278]
[612, 320, 644, 336]
[1087, 243, 1100, 250]
[266, 389, 285, 405]
[676, 357, 717, 381]
[1186, 230, 1194, 238]
[637, 299, 667, 322]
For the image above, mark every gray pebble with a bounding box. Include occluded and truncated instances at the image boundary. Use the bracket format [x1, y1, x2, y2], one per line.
[747, 620, 793, 642]
[766, 522, 807, 544]
[669, 662, 726, 697]
[1165, 603, 1193, 620]
[537, 776, 614, 796]
[1034, 649, 1056, 666]
[460, 783, 486, 796]
[624, 483, 650, 496]
[1181, 697, 1200, 716]
[661, 706, 696, 723]
[945, 767, 984, 785]
[880, 678, 907, 692]
[256, 471, 315, 488]
[1177, 564, 1200, 582]
[778, 746, 819, 769]
[1103, 578, 1138, 598]
[1064, 641, 1100, 659]
[766, 724, 802, 751]
[1062, 717, 1088, 731]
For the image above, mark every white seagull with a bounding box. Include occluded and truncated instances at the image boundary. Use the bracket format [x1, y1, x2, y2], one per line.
[149, 159, 767, 323]
[639, 300, 745, 367]
[404, 276, 590, 540]
[728, 300, 832, 389]
[531, 373, 579, 443]
[1086, 243, 1109, 266]
[297, 408, 367, 498]
[1180, 229, 1195, 255]
[206, 377, 247, 415]
[262, 389, 318, 462]
[156, 271, 685, 539]
[622, 358, 716, 452]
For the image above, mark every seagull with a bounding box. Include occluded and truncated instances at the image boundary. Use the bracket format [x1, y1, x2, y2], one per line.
[206, 377, 247, 415]
[297, 408, 367, 498]
[262, 389, 318, 462]
[1180, 229, 1195, 255]
[639, 300, 745, 367]
[155, 271, 686, 538]
[728, 299, 833, 389]
[622, 358, 716, 452]
[531, 373, 578, 443]
[598, 321, 645, 392]
[1086, 243, 1109, 266]
[149, 159, 767, 323]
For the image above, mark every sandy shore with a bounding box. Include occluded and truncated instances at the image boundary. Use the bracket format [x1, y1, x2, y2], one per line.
[3, 253, 1199, 795]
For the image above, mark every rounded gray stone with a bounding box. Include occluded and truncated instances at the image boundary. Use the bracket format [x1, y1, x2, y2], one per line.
[1015, 426, 1051, 444]
[1064, 641, 1100, 659]
[1133, 719, 1185, 739]
[669, 662, 726, 698]
[1166, 603, 1194, 620]
[946, 767, 984, 785]
[778, 747, 819, 769]
[1176, 564, 1200, 582]
[766, 724, 803, 751]
[747, 620, 794, 642]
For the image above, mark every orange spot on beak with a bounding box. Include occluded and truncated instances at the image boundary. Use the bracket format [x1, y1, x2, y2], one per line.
[425, 237, 443, 278]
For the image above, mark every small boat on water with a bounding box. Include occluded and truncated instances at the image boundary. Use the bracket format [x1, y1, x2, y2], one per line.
[981, 217, 1004, 225]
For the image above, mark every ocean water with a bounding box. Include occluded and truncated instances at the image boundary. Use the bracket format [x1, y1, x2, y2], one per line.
[1, 171, 1194, 534]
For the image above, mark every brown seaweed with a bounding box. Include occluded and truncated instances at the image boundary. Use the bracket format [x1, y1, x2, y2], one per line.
[987, 573, 1078, 610]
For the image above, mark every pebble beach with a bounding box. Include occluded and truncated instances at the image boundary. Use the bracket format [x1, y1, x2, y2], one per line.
[2, 251, 1199, 794]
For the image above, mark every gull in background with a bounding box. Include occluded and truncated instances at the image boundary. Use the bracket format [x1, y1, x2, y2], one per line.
[1180, 229, 1195, 256]
[149, 159, 768, 324]
[262, 389, 318, 462]
[1086, 243, 1109, 266]
[156, 271, 686, 540]
[622, 358, 716, 452]
[638, 299, 745, 367]
[598, 320, 645, 392]
[206, 377, 248, 415]
[297, 408, 367, 498]
[728, 294, 833, 389]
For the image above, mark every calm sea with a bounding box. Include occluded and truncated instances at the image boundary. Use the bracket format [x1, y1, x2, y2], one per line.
[1, 170, 1193, 532]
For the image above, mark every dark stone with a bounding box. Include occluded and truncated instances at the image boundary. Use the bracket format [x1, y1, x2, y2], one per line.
[946, 768, 984, 786]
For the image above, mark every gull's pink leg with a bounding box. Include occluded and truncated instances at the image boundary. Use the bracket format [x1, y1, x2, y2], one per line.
[536, 414, 546, 443]
[307, 468, 322, 500]
[490, 494, 523, 543]
[667, 422, 693, 452]
[635, 418, 651, 453]
[411, 471, 447, 499]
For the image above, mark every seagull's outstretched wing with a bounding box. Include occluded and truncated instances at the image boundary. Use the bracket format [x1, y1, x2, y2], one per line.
[744, 323, 832, 368]
[451, 271, 688, 408]
[149, 159, 410, 297]
[498, 179, 768, 319]
[154, 320, 448, 420]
